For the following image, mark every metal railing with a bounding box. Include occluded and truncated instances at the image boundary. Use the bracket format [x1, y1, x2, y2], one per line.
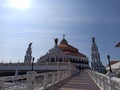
[87, 70, 120, 90]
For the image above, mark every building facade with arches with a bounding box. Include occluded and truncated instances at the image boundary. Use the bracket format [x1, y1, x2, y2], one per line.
[37, 37, 89, 70]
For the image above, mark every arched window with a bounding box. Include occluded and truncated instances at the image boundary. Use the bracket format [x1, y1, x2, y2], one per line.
[51, 58, 55, 62]
[81, 60, 83, 63]
[79, 65, 81, 70]
[86, 61, 88, 64]
[56, 57, 58, 62]
[70, 58, 72, 62]
[73, 59, 75, 63]
[59, 58, 63, 62]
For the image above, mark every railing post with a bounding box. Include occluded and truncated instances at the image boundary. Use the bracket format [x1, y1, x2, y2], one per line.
[57, 61, 61, 82]
[0, 79, 4, 90]
[15, 69, 19, 76]
[27, 71, 36, 90]
[52, 72, 55, 84]
[57, 70, 60, 82]
[101, 76, 104, 90]
[61, 72, 64, 80]
[107, 76, 111, 90]
[64, 71, 67, 80]
[95, 72, 98, 83]
[43, 73, 48, 90]
[65, 71, 68, 79]
[68, 61, 71, 77]
[15, 62, 19, 76]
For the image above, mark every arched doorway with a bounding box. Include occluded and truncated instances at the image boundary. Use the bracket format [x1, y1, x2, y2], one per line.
[51, 58, 55, 62]
[79, 65, 81, 70]
[59, 58, 63, 62]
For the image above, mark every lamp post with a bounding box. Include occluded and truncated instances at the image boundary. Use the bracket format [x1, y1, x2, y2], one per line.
[32, 57, 34, 71]
[107, 55, 112, 72]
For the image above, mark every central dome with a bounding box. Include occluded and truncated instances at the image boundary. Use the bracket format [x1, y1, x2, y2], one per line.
[60, 38, 68, 45]
[58, 38, 86, 57]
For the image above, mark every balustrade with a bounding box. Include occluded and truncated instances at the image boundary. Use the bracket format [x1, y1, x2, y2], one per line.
[0, 62, 79, 90]
[87, 70, 120, 90]
[0, 70, 75, 90]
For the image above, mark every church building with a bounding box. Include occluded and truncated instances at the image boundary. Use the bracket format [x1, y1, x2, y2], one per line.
[37, 36, 90, 70]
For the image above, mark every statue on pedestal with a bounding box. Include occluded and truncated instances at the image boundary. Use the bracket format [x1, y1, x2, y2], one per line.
[29, 43, 32, 47]
[92, 37, 95, 43]
[54, 38, 58, 46]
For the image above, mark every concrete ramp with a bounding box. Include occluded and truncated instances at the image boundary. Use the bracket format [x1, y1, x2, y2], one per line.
[58, 71, 100, 90]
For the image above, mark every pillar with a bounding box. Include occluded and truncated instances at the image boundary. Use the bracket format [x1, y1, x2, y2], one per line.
[26, 71, 37, 90]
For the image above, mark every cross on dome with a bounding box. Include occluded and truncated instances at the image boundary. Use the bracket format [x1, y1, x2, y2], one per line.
[63, 34, 65, 39]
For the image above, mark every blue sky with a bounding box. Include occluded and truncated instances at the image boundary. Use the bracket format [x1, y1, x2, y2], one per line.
[0, 0, 120, 65]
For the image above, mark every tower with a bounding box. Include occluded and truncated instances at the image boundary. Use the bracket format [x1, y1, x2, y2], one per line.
[24, 43, 32, 64]
[91, 37, 103, 73]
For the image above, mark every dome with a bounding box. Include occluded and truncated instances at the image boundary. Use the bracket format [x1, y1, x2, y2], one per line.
[60, 38, 68, 45]
[58, 38, 86, 57]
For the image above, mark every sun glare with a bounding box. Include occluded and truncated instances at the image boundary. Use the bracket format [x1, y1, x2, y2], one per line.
[8, 0, 31, 10]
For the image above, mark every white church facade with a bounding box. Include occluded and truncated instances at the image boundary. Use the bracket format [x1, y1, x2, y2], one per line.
[37, 36, 90, 70]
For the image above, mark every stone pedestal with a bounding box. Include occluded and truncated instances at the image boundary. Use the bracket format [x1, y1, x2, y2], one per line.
[106, 71, 117, 78]
[27, 71, 37, 90]
[116, 70, 120, 78]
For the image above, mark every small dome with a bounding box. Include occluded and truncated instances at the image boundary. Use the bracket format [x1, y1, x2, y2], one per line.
[60, 38, 68, 45]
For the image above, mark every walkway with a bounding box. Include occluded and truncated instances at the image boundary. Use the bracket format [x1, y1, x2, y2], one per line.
[57, 71, 100, 90]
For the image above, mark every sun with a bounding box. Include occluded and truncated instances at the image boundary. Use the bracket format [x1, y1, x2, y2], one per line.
[8, 0, 31, 10]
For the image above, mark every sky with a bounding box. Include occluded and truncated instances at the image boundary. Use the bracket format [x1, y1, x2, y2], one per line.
[0, 0, 120, 66]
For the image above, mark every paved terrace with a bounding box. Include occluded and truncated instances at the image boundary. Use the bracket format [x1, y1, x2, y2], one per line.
[55, 71, 100, 90]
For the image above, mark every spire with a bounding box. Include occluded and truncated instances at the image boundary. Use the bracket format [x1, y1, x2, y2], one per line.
[91, 37, 103, 73]
[24, 42, 33, 64]
[91, 37, 97, 51]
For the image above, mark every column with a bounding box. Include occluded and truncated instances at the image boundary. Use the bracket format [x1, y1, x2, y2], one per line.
[26, 71, 37, 90]
[43, 73, 48, 90]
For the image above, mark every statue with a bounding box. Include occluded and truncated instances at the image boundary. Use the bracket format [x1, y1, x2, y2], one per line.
[54, 38, 58, 45]
[92, 37, 95, 43]
[29, 42, 32, 47]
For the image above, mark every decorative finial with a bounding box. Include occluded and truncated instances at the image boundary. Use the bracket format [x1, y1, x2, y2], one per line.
[54, 38, 58, 46]
[63, 34, 65, 39]
[92, 37, 95, 43]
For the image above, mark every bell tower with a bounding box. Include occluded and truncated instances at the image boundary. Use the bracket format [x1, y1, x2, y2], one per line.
[24, 43, 32, 64]
[91, 37, 103, 73]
